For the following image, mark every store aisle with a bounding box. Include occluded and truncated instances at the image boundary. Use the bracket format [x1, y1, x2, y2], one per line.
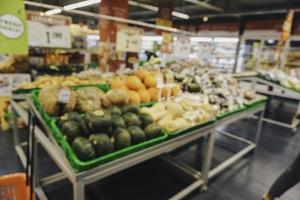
[0, 99, 299, 200]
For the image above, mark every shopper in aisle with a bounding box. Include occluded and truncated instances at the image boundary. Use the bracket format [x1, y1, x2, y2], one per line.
[263, 115, 300, 200]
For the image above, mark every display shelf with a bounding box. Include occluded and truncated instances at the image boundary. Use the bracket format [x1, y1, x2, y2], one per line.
[11, 93, 266, 200]
[238, 76, 300, 132]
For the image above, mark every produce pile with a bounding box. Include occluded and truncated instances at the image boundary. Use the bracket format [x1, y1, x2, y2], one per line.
[257, 69, 300, 92]
[17, 75, 106, 90]
[169, 63, 256, 114]
[34, 62, 265, 163]
[141, 97, 217, 132]
[107, 69, 181, 104]
[38, 86, 163, 161]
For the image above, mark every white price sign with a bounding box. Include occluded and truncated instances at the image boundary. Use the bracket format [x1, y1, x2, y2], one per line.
[116, 27, 142, 52]
[27, 11, 72, 48]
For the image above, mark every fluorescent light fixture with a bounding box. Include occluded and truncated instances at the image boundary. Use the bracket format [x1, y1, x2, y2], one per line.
[190, 37, 212, 42]
[129, 0, 189, 19]
[64, 0, 101, 11]
[129, 1, 157, 12]
[214, 37, 239, 43]
[142, 36, 162, 42]
[172, 11, 190, 19]
[45, 8, 62, 16]
[267, 39, 275, 44]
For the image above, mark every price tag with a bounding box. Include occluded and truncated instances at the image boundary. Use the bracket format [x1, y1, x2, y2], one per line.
[57, 88, 71, 104]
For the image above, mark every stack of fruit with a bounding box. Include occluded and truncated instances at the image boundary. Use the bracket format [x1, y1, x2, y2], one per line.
[108, 69, 181, 104]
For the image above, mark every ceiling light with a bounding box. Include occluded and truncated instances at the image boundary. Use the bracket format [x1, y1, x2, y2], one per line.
[45, 8, 62, 16]
[129, 0, 190, 20]
[172, 11, 190, 19]
[203, 16, 208, 22]
[64, 0, 101, 11]
[214, 37, 239, 43]
[129, 1, 157, 12]
[190, 37, 212, 42]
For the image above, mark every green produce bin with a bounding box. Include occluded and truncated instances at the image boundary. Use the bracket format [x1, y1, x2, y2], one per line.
[50, 120, 167, 172]
[31, 87, 168, 172]
[168, 117, 216, 138]
[12, 88, 39, 95]
[216, 105, 247, 120]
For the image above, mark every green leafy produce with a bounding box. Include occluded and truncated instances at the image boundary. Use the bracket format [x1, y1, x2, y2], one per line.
[111, 114, 126, 129]
[113, 128, 131, 150]
[85, 110, 112, 132]
[121, 104, 139, 114]
[123, 112, 141, 127]
[61, 120, 81, 142]
[107, 106, 122, 115]
[72, 137, 96, 161]
[89, 134, 114, 156]
[139, 113, 154, 128]
[127, 126, 146, 144]
[144, 123, 162, 139]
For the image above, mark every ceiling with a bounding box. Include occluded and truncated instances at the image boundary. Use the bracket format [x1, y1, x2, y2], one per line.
[25, 0, 300, 26]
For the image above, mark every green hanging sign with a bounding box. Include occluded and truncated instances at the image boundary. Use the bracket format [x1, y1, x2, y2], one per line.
[0, 0, 28, 54]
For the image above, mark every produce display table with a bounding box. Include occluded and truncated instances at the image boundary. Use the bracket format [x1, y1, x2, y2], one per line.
[238, 76, 300, 132]
[11, 94, 266, 200]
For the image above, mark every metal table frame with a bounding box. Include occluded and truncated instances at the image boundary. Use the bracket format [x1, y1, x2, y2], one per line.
[238, 77, 300, 132]
[11, 95, 265, 200]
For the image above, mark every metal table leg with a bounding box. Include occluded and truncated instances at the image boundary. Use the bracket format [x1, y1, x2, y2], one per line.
[12, 106, 27, 167]
[201, 130, 216, 191]
[168, 131, 216, 200]
[73, 181, 85, 200]
[255, 109, 265, 145]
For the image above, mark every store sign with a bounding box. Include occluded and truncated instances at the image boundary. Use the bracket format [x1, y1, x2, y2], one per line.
[174, 36, 191, 58]
[161, 32, 173, 53]
[27, 11, 72, 48]
[0, 0, 28, 54]
[116, 27, 142, 52]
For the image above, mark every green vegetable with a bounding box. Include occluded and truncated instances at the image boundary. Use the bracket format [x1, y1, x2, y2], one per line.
[58, 112, 82, 127]
[139, 113, 154, 128]
[111, 114, 126, 129]
[121, 104, 140, 114]
[89, 134, 114, 156]
[187, 82, 201, 93]
[127, 126, 146, 144]
[144, 123, 162, 139]
[107, 106, 122, 115]
[85, 110, 112, 132]
[72, 137, 96, 161]
[123, 112, 141, 127]
[61, 120, 81, 142]
[113, 128, 131, 150]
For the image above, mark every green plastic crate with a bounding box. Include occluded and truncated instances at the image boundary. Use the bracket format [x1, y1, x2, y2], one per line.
[216, 105, 247, 120]
[31, 86, 168, 172]
[13, 88, 39, 95]
[245, 98, 267, 108]
[168, 117, 216, 137]
[50, 120, 167, 172]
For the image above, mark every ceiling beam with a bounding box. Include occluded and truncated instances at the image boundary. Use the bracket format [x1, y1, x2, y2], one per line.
[184, 0, 224, 12]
